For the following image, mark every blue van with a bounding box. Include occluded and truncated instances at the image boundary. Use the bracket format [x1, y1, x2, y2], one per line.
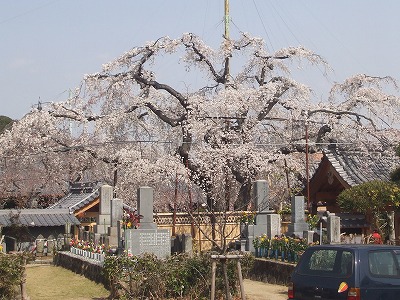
[288, 244, 400, 300]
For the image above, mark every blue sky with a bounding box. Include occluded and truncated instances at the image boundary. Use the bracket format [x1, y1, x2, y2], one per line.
[1, 0, 399, 120]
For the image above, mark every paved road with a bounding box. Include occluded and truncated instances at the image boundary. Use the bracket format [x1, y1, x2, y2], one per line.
[244, 279, 288, 300]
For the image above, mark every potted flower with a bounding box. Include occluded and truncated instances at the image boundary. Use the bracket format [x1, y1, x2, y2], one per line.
[252, 236, 260, 257]
[259, 234, 270, 258]
[122, 210, 142, 229]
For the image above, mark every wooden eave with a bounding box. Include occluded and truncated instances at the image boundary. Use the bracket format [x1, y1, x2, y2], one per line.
[74, 198, 100, 216]
[309, 155, 351, 206]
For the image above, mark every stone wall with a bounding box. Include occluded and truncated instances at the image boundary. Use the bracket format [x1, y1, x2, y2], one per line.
[249, 258, 295, 285]
[53, 251, 108, 287]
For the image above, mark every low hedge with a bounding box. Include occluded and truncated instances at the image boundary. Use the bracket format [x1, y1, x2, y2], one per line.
[0, 252, 33, 300]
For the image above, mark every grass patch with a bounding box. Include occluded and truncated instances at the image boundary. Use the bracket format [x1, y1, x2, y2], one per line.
[26, 265, 109, 300]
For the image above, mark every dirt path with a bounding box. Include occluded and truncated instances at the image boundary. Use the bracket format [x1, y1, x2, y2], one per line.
[243, 279, 288, 300]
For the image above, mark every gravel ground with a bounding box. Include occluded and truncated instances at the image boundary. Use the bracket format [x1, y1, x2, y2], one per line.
[243, 279, 288, 300]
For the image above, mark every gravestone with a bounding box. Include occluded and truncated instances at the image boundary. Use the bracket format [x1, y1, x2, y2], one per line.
[78, 226, 84, 240]
[171, 233, 193, 255]
[36, 234, 45, 256]
[83, 231, 90, 241]
[108, 198, 124, 247]
[286, 196, 309, 237]
[57, 233, 64, 250]
[124, 186, 171, 258]
[47, 235, 55, 255]
[94, 233, 101, 245]
[137, 187, 157, 229]
[245, 180, 278, 252]
[111, 198, 124, 227]
[89, 232, 95, 242]
[327, 214, 341, 244]
[266, 214, 281, 238]
[181, 233, 193, 255]
[96, 185, 113, 234]
[253, 180, 269, 212]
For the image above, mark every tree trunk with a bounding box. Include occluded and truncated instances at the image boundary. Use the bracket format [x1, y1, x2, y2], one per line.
[235, 181, 252, 210]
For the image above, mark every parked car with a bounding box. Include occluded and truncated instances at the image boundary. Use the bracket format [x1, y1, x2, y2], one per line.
[288, 244, 400, 300]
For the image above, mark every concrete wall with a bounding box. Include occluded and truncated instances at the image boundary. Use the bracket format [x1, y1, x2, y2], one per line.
[249, 258, 295, 285]
[53, 252, 108, 288]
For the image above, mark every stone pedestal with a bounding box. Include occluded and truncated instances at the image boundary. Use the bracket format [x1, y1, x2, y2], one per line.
[125, 228, 171, 259]
[303, 230, 314, 244]
[108, 227, 119, 247]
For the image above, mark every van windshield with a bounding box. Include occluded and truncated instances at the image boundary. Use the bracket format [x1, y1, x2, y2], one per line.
[299, 249, 353, 277]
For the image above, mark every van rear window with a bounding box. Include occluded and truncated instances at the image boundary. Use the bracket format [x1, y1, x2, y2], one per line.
[299, 249, 353, 277]
[369, 250, 399, 277]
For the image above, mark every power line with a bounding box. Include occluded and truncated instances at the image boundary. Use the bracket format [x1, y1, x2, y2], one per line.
[0, 139, 388, 161]
[251, 0, 273, 53]
[0, 0, 60, 25]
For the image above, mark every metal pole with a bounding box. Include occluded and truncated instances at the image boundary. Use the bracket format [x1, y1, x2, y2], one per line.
[320, 222, 323, 245]
[305, 123, 310, 212]
[172, 172, 177, 236]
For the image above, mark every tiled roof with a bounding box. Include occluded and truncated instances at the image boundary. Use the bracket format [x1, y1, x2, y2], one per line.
[0, 209, 80, 227]
[48, 189, 100, 213]
[48, 182, 133, 214]
[324, 148, 399, 186]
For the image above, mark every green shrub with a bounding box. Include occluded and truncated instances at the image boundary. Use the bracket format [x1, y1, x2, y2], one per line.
[103, 252, 254, 299]
[0, 252, 32, 300]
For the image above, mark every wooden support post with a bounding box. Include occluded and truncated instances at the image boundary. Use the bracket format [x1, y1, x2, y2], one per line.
[237, 260, 245, 300]
[211, 259, 217, 300]
[211, 254, 245, 300]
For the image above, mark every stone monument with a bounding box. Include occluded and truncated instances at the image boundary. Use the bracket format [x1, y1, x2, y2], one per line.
[95, 185, 113, 235]
[327, 214, 341, 244]
[108, 198, 124, 247]
[286, 195, 309, 237]
[244, 180, 280, 252]
[124, 187, 171, 259]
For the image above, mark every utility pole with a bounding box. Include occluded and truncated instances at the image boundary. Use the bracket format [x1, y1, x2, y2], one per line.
[305, 123, 310, 212]
[224, 0, 230, 82]
[224, 0, 230, 39]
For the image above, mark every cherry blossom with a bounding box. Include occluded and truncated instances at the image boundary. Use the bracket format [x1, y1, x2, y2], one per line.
[1, 33, 399, 211]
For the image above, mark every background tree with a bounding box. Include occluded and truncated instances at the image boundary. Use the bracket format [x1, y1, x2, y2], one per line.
[7, 211, 34, 251]
[337, 180, 400, 239]
[0, 115, 13, 133]
[390, 143, 400, 183]
[0, 33, 399, 215]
